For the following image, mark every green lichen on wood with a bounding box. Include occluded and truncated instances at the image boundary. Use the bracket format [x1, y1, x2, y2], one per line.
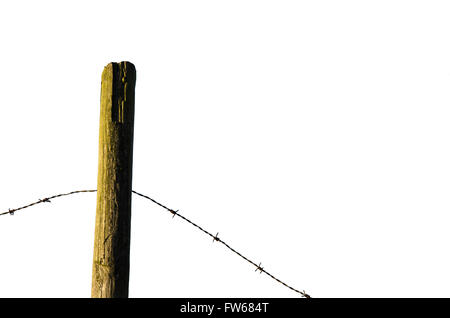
[91, 62, 136, 298]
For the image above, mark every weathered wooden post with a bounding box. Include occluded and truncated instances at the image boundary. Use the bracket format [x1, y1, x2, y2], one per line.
[91, 61, 136, 298]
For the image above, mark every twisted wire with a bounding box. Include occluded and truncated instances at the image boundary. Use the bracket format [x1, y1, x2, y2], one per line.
[132, 190, 310, 298]
[1, 189, 311, 298]
[0, 190, 97, 216]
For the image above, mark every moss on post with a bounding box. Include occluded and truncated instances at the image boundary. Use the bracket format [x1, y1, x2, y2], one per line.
[91, 61, 136, 298]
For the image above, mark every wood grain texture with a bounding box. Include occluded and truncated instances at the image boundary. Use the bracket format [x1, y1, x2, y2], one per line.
[91, 62, 136, 298]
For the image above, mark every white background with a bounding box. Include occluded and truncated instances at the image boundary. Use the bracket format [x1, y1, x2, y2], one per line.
[0, 1, 449, 298]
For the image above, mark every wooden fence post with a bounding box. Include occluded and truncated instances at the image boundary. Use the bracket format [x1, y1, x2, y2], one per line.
[91, 61, 136, 298]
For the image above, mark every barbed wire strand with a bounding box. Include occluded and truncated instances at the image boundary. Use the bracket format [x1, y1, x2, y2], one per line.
[0, 189, 311, 298]
[0, 190, 97, 216]
[132, 190, 311, 298]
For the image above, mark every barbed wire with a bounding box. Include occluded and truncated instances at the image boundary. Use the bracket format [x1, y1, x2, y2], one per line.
[0, 190, 97, 216]
[132, 190, 310, 298]
[0, 188, 311, 298]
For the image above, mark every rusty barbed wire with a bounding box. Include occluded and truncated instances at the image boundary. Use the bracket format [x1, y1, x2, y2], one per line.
[0, 189, 97, 216]
[0, 188, 311, 298]
[132, 190, 311, 298]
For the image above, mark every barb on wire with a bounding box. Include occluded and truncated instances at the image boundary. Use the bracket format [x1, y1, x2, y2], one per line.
[0, 190, 97, 216]
[132, 190, 311, 298]
[255, 262, 264, 273]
